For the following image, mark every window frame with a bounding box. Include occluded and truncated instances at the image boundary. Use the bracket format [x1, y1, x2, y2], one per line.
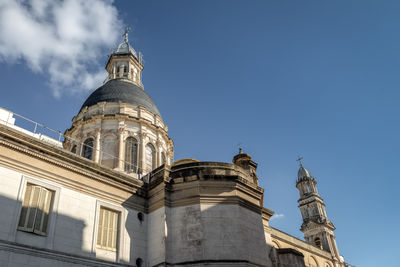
[12, 175, 60, 249]
[145, 143, 156, 173]
[96, 206, 120, 251]
[92, 200, 126, 258]
[125, 136, 138, 173]
[82, 138, 94, 160]
[17, 183, 55, 236]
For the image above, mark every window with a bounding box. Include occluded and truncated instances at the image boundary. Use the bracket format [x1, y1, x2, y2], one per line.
[18, 184, 54, 236]
[101, 136, 116, 168]
[125, 137, 138, 172]
[82, 138, 94, 160]
[97, 207, 119, 251]
[71, 145, 77, 154]
[315, 237, 321, 248]
[145, 143, 155, 172]
[161, 152, 166, 165]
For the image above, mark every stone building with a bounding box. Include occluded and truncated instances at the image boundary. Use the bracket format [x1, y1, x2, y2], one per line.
[0, 31, 350, 267]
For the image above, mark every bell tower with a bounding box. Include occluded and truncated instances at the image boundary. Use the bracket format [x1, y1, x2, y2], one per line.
[296, 157, 342, 265]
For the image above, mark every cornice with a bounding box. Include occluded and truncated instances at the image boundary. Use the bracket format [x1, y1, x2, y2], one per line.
[67, 113, 172, 144]
[0, 239, 132, 267]
[0, 125, 145, 192]
[269, 227, 333, 260]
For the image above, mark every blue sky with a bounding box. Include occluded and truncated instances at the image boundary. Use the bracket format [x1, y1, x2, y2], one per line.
[0, 1, 399, 266]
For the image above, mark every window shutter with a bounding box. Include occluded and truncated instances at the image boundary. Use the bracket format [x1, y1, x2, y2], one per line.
[97, 207, 104, 246]
[102, 209, 109, 247]
[18, 185, 40, 231]
[18, 184, 32, 228]
[97, 207, 119, 251]
[111, 211, 118, 249]
[34, 188, 53, 235]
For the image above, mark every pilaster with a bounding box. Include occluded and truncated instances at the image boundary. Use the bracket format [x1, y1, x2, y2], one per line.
[139, 132, 147, 174]
[118, 125, 125, 170]
[93, 129, 101, 163]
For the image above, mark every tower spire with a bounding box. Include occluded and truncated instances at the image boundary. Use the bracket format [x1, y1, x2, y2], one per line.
[295, 161, 342, 265]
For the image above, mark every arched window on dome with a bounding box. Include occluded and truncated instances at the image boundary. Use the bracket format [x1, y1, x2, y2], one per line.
[161, 152, 166, 166]
[101, 135, 117, 169]
[145, 143, 156, 173]
[125, 137, 138, 173]
[314, 237, 322, 248]
[82, 138, 94, 160]
[71, 145, 77, 154]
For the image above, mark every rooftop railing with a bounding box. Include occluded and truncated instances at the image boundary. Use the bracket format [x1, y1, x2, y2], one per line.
[0, 107, 148, 178]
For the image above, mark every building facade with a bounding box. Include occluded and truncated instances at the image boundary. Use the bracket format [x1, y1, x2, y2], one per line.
[0, 31, 350, 267]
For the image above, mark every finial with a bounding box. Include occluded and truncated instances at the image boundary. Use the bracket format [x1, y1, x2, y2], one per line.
[123, 27, 131, 43]
[237, 142, 243, 154]
[296, 156, 303, 167]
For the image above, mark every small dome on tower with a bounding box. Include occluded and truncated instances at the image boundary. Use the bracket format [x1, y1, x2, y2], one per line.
[298, 165, 312, 180]
[114, 27, 137, 56]
[115, 38, 137, 55]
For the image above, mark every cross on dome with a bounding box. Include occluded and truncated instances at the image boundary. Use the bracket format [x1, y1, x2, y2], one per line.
[123, 27, 131, 43]
[296, 156, 303, 167]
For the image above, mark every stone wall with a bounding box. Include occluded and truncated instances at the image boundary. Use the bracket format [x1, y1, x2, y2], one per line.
[0, 125, 147, 266]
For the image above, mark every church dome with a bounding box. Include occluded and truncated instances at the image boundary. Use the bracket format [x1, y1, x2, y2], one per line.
[298, 165, 311, 180]
[80, 79, 161, 117]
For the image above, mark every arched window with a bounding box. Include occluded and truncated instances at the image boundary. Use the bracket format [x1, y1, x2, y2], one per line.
[315, 237, 321, 248]
[125, 137, 138, 173]
[271, 240, 280, 249]
[71, 145, 77, 154]
[82, 138, 94, 160]
[145, 143, 156, 172]
[161, 152, 166, 165]
[101, 136, 116, 168]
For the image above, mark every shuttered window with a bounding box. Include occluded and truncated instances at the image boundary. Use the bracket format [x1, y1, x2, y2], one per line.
[18, 184, 54, 236]
[97, 207, 119, 251]
[145, 144, 155, 173]
[125, 137, 138, 173]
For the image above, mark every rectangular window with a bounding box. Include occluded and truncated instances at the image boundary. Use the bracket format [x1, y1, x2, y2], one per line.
[18, 183, 54, 236]
[97, 207, 119, 251]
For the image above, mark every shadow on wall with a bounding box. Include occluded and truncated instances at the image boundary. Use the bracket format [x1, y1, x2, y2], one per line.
[122, 193, 147, 267]
[0, 193, 100, 265]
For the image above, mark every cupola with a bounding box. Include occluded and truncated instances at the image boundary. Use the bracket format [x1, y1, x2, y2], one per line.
[64, 28, 174, 178]
[105, 27, 144, 87]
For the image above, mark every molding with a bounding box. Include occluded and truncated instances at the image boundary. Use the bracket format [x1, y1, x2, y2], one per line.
[0, 126, 147, 212]
[0, 125, 143, 189]
[157, 259, 267, 267]
[268, 227, 333, 261]
[0, 239, 133, 267]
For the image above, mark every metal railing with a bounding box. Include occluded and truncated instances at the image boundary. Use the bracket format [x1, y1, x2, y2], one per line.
[0, 107, 146, 177]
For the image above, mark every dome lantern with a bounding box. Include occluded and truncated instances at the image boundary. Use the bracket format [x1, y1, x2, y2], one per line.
[105, 27, 144, 87]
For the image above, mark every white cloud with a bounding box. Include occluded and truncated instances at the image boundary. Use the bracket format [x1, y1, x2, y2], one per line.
[270, 213, 284, 220]
[0, 0, 122, 97]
